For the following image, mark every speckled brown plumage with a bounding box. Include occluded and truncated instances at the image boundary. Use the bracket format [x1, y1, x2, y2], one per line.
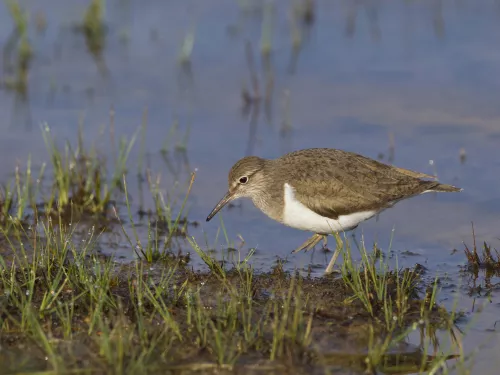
[222, 148, 461, 223]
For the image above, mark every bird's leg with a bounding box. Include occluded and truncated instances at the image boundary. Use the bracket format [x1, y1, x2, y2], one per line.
[292, 233, 324, 253]
[324, 233, 344, 274]
[322, 235, 328, 249]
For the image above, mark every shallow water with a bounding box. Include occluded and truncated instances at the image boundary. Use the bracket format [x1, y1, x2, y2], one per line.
[0, 0, 499, 373]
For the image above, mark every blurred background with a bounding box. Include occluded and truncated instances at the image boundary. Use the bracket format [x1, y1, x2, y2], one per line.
[1, 1, 500, 371]
[0, 0, 498, 266]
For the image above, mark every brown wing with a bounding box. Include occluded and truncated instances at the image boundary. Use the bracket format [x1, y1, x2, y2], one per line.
[278, 149, 433, 219]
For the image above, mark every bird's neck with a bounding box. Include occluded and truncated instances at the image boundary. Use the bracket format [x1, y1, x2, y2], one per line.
[251, 177, 285, 223]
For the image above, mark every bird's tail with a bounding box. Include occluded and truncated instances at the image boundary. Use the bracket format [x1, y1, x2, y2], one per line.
[422, 181, 462, 193]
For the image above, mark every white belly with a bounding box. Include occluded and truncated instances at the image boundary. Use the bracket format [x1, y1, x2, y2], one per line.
[282, 183, 376, 234]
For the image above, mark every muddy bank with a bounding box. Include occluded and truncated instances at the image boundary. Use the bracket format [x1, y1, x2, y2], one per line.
[0, 247, 461, 374]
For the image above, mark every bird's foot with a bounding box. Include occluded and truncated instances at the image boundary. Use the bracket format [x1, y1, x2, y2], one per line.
[291, 233, 325, 253]
[324, 244, 343, 275]
[320, 241, 331, 254]
[324, 267, 341, 276]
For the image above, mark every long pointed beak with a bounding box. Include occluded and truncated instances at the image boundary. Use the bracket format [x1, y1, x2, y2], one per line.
[206, 191, 235, 222]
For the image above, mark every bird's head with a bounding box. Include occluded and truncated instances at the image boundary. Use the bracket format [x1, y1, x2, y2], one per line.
[206, 156, 267, 221]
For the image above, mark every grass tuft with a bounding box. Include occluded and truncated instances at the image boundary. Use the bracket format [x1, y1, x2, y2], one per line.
[3, 0, 33, 95]
[339, 235, 450, 332]
[40, 122, 137, 216]
[463, 223, 500, 272]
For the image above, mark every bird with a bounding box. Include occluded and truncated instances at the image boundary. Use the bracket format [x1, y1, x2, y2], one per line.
[206, 148, 461, 274]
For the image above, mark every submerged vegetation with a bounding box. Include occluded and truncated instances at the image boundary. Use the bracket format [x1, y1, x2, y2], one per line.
[463, 224, 500, 273]
[461, 224, 500, 299]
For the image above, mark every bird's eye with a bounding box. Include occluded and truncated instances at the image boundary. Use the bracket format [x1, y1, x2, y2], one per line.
[239, 176, 248, 184]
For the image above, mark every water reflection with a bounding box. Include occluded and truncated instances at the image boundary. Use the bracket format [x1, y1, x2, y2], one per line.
[80, 0, 109, 77]
[345, 0, 381, 41]
[317, 322, 462, 374]
[2, 1, 33, 130]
